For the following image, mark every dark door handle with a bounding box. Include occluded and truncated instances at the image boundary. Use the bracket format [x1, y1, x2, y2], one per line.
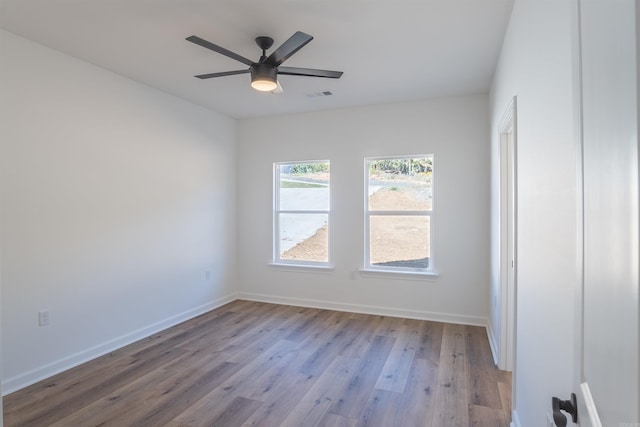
[552, 393, 578, 426]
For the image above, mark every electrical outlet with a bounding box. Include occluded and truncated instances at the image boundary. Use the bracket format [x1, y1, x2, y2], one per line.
[205, 270, 211, 281]
[38, 310, 50, 327]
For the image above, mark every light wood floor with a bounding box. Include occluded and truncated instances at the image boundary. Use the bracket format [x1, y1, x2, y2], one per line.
[4, 300, 511, 426]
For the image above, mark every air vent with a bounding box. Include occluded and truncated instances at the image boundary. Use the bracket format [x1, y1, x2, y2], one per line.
[306, 91, 333, 98]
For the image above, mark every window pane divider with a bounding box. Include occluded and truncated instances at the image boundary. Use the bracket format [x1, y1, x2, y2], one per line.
[367, 210, 431, 216]
[278, 210, 330, 215]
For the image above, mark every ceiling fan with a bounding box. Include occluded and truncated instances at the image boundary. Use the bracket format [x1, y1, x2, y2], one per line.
[186, 31, 343, 92]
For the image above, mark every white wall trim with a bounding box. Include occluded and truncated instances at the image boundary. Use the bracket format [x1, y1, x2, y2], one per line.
[487, 321, 500, 366]
[510, 409, 522, 427]
[238, 292, 488, 326]
[498, 95, 517, 373]
[2, 294, 238, 395]
[580, 381, 603, 427]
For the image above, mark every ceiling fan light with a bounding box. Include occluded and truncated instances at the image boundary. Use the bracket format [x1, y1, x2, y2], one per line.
[251, 78, 278, 92]
[250, 63, 278, 92]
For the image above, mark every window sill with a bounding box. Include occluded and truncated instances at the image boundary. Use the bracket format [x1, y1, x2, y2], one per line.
[268, 262, 335, 273]
[358, 268, 439, 281]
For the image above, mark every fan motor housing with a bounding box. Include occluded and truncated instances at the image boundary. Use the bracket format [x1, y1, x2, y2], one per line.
[250, 63, 277, 83]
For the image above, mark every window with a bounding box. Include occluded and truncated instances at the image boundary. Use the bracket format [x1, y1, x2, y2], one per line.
[365, 155, 434, 273]
[274, 160, 330, 266]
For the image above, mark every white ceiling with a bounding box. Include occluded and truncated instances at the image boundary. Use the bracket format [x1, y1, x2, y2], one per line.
[0, 0, 513, 119]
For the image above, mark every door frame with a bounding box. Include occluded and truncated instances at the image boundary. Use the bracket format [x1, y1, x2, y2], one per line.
[499, 96, 517, 375]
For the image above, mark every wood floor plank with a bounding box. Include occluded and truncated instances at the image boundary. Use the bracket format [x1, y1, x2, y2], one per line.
[6, 346, 188, 426]
[222, 305, 304, 361]
[319, 412, 359, 427]
[171, 395, 262, 427]
[464, 325, 502, 409]
[225, 313, 308, 365]
[48, 361, 182, 427]
[415, 320, 444, 363]
[175, 308, 266, 353]
[239, 361, 316, 426]
[168, 338, 300, 425]
[498, 378, 513, 424]
[359, 388, 397, 426]
[469, 404, 510, 427]
[2, 352, 137, 417]
[373, 315, 406, 338]
[431, 323, 470, 427]
[283, 308, 330, 342]
[327, 335, 396, 419]
[238, 345, 311, 403]
[209, 396, 263, 427]
[374, 319, 421, 393]
[391, 357, 439, 426]
[298, 311, 362, 377]
[127, 361, 242, 426]
[339, 316, 383, 359]
[279, 356, 361, 427]
[4, 301, 511, 427]
[360, 357, 438, 426]
[290, 310, 347, 352]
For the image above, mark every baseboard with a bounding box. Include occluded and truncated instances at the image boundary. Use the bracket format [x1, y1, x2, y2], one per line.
[511, 409, 521, 427]
[238, 292, 488, 326]
[487, 322, 500, 366]
[2, 293, 238, 395]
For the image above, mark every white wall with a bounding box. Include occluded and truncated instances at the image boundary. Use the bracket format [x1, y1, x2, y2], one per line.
[490, 1, 578, 425]
[580, 0, 639, 423]
[237, 95, 491, 325]
[0, 30, 237, 393]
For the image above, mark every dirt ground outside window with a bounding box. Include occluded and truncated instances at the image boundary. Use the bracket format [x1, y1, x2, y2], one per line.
[282, 184, 430, 265]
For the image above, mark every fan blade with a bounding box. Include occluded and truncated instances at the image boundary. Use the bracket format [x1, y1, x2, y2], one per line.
[195, 69, 250, 79]
[186, 35, 254, 66]
[265, 31, 313, 66]
[278, 67, 343, 79]
[272, 80, 284, 94]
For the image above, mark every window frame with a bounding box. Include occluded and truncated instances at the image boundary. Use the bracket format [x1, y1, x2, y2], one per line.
[364, 154, 435, 275]
[273, 159, 331, 268]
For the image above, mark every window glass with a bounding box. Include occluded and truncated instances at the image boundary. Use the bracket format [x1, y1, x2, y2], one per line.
[365, 156, 433, 273]
[274, 161, 330, 265]
[368, 158, 432, 211]
[369, 215, 430, 269]
[279, 213, 328, 263]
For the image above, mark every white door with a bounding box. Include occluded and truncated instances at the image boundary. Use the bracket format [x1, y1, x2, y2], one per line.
[574, 0, 639, 425]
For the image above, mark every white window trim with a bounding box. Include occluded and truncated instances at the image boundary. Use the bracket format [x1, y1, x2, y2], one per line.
[358, 268, 439, 279]
[273, 160, 331, 267]
[364, 155, 436, 275]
